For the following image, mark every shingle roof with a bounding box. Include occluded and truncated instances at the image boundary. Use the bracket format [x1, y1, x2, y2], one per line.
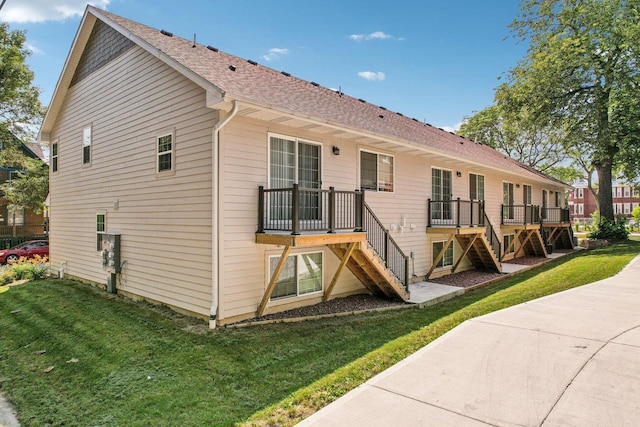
[90, 7, 566, 187]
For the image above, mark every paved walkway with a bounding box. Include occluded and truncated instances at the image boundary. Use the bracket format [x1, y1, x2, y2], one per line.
[299, 254, 640, 426]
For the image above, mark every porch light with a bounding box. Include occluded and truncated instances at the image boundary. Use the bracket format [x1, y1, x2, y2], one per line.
[332, 146, 340, 155]
[456, 171, 462, 177]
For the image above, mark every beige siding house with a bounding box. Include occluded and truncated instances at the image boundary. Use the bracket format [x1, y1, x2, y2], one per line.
[39, 6, 573, 327]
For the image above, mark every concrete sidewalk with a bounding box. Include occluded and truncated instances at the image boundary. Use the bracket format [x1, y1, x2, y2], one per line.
[299, 255, 640, 426]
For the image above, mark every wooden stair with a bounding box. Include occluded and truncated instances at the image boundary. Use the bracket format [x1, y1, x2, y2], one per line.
[454, 234, 501, 272]
[329, 241, 410, 301]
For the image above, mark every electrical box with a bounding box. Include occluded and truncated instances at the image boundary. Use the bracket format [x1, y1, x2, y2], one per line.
[100, 233, 121, 274]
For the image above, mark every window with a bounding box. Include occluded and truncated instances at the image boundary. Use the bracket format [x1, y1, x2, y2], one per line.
[52, 141, 58, 172]
[360, 150, 394, 192]
[469, 173, 485, 200]
[624, 203, 631, 214]
[578, 204, 584, 214]
[157, 133, 173, 173]
[616, 187, 622, 198]
[615, 203, 623, 214]
[432, 167, 453, 222]
[432, 241, 454, 268]
[96, 213, 106, 251]
[577, 188, 584, 198]
[504, 235, 515, 254]
[634, 188, 640, 198]
[269, 252, 323, 300]
[7, 206, 24, 226]
[82, 125, 92, 165]
[554, 191, 562, 207]
[523, 184, 532, 205]
[624, 187, 631, 198]
[503, 182, 514, 219]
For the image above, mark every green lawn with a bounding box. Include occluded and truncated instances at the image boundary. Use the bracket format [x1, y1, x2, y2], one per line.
[1, 241, 639, 427]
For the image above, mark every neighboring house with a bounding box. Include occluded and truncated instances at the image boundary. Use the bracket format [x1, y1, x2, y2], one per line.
[0, 132, 48, 246]
[568, 180, 640, 221]
[39, 7, 573, 327]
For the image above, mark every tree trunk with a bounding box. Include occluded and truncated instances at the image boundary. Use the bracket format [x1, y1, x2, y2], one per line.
[595, 159, 614, 220]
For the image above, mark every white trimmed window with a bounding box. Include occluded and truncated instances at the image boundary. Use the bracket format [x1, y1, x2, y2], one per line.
[157, 133, 174, 173]
[360, 150, 394, 192]
[577, 188, 583, 198]
[469, 173, 485, 200]
[432, 241, 453, 268]
[578, 204, 584, 214]
[616, 187, 622, 198]
[504, 235, 515, 254]
[96, 213, 106, 251]
[624, 187, 631, 197]
[624, 203, 631, 214]
[523, 184, 532, 205]
[52, 141, 59, 173]
[82, 125, 92, 165]
[269, 252, 323, 300]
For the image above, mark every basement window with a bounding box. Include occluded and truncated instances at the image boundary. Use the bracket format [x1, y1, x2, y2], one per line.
[504, 235, 515, 254]
[269, 252, 323, 300]
[432, 241, 453, 268]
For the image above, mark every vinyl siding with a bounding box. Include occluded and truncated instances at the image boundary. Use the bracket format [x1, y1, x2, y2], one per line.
[49, 45, 215, 317]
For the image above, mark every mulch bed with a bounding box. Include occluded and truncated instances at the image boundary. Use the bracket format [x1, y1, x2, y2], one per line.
[234, 294, 407, 325]
[426, 269, 504, 288]
[502, 255, 549, 266]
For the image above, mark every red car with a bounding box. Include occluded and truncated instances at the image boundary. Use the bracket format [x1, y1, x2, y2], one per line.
[0, 240, 49, 264]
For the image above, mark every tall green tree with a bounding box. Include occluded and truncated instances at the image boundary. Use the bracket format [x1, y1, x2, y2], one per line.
[458, 104, 569, 174]
[0, 22, 46, 213]
[499, 0, 640, 220]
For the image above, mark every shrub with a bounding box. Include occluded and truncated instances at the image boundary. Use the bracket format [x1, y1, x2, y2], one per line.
[587, 217, 629, 241]
[1, 255, 49, 283]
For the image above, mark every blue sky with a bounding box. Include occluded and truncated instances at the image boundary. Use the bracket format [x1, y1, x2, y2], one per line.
[1, 0, 527, 131]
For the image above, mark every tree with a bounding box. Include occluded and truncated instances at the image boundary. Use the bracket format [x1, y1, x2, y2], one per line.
[499, 0, 640, 220]
[0, 22, 46, 212]
[458, 104, 569, 174]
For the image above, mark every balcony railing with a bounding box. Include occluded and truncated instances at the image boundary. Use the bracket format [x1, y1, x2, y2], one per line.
[257, 184, 408, 289]
[501, 204, 541, 225]
[502, 205, 570, 225]
[427, 199, 485, 228]
[542, 207, 571, 223]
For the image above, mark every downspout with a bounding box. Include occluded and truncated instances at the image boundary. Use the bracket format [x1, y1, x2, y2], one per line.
[210, 100, 239, 328]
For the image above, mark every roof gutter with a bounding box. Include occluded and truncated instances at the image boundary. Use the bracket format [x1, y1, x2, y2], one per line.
[210, 100, 238, 329]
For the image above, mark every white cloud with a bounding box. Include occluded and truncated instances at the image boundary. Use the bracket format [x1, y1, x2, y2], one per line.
[263, 47, 289, 61]
[348, 31, 402, 42]
[0, 0, 110, 23]
[358, 71, 385, 81]
[25, 43, 43, 55]
[441, 122, 463, 133]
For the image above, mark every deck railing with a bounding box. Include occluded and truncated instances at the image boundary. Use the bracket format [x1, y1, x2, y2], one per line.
[363, 203, 409, 292]
[542, 207, 571, 223]
[501, 204, 541, 225]
[257, 185, 409, 289]
[427, 198, 485, 228]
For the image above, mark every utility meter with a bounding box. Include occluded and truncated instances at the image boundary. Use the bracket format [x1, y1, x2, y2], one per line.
[100, 233, 121, 274]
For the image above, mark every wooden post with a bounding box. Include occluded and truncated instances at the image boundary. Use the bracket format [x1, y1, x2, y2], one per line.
[501, 229, 522, 261]
[325, 242, 357, 301]
[257, 186, 265, 233]
[452, 234, 478, 273]
[257, 245, 292, 317]
[291, 184, 300, 235]
[514, 230, 534, 258]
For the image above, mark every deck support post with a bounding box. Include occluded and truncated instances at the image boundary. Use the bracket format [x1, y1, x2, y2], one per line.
[426, 233, 455, 279]
[325, 242, 357, 301]
[514, 230, 535, 258]
[452, 233, 478, 273]
[257, 245, 292, 317]
[501, 229, 524, 261]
